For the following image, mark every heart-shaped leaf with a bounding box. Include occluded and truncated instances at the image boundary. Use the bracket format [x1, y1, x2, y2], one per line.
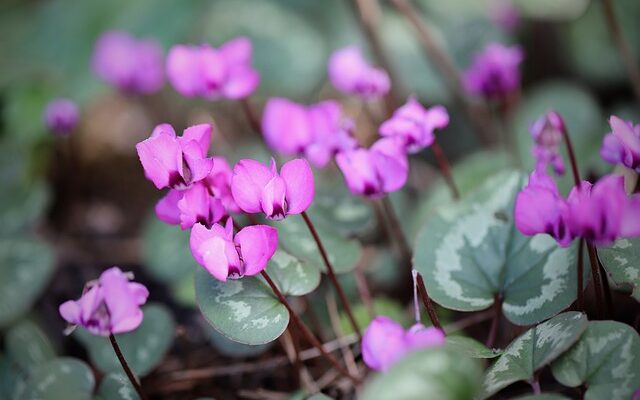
[208, 325, 272, 357]
[195, 267, 289, 345]
[597, 238, 640, 302]
[551, 321, 640, 400]
[267, 249, 320, 297]
[362, 347, 482, 400]
[481, 312, 588, 399]
[446, 335, 501, 359]
[22, 357, 95, 400]
[5, 319, 56, 373]
[414, 171, 581, 325]
[0, 238, 54, 327]
[97, 372, 140, 400]
[275, 215, 362, 274]
[75, 304, 175, 377]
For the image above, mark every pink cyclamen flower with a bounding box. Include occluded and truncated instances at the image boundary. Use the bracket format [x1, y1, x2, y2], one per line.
[566, 174, 640, 246]
[59, 267, 149, 336]
[490, 0, 520, 32]
[231, 158, 314, 220]
[136, 123, 214, 190]
[362, 316, 445, 371]
[464, 42, 523, 100]
[190, 218, 278, 281]
[336, 137, 409, 198]
[379, 96, 449, 154]
[600, 115, 640, 173]
[166, 37, 259, 100]
[530, 111, 566, 176]
[92, 31, 164, 94]
[328, 46, 390, 98]
[515, 171, 573, 246]
[261, 98, 357, 167]
[44, 98, 79, 136]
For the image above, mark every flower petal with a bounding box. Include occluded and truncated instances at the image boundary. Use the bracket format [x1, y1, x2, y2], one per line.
[362, 316, 407, 371]
[181, 124, 213, 156]
[280, 158, 315, 215]
[136, 133, 183, 189]
[262, 98, 313, 155]
[231, 159, 274, 213]
[235, 225, 278, 276]
[155, 190, 182, 225]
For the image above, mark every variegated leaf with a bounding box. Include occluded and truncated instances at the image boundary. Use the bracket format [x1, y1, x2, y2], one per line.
[445, 335, 501, 359]
[598, 238, 640, 302]
[481, 312, 588, 399]
[97, 372, 140, 400]
[551, 321, 640, 400]
[5, 319, 56, 373]
[22, 357, 95, 400]
[414, 171, 581, 325]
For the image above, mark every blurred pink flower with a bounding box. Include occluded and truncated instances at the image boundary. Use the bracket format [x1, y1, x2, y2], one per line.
[328, 46, 390, 99]
[262, 98, 357, 167]
[136, 123, 214, 190]
[530, 111, 566, 176]
[464, 42, 523, 100]
[59, 267, 149, 336]
[231, 158, 314, 220]
[190, 218, 278, 281]
[379, 96, 449, 154]
[490, 0, 520, 32]
[166, 37, 259, 100]
[600, 115, 640, 173]
[92, 31, 164, 94]
[44, 98, 79, 136]
[336, 137, 409, 198]
[362, 316, 445, 371]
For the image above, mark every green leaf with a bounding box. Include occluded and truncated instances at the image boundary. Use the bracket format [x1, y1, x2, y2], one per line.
[22, 357, 95, 400]
[513, 0, 590, 20]
[445, 335, 501, 359]
[0, 181, 49, 236]
[97, 372, 140, 400]
[414, 171, 581, 325]
[481, 312, 588, 398]
[362, 347, 482, 400]
[598, 238, 640, 302]
[141, 216, 197, 283]
[208, 326, 272, 358]
[551, 321, 640, 400]
[75, 304, 175, 377]
[5, 319, 56, 373]
[512, 395, 571, 400]
[275, 215, 362, 274]
[266, 249, 321, 296]
[0, 238, 55, 328]
[195, 268, 289, 345]
[0, 354, 27, 400]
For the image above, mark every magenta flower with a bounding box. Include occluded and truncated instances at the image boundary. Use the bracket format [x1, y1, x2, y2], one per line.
[600, 115, 640, 173]
[166, 37, 259, 100]
[336, 137, 409, 198]
[44, 98, 79, 136]
[231, 158, 314, 220]
[328, 46, 390, 99]
[190, 219, 278, 281]
[530, 111, 566, 176]
[59, 267, 149, 336]
[362, 316, 445, 371]
[92, 31, 164, 94]
[262, 98, 357, 167]
[206, 156, 241, 214]
[379, 97, 449, 154]
[464, 42, 523, 100]
[136, 123, 214, 190]
[515, 171, 573, 246]
[566, 175, 640, 246]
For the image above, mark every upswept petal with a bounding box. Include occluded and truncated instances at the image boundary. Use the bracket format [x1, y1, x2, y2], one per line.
[231, 159, 275, 213]
[235, 225, 278, 276]
[280, 158, 315, 214]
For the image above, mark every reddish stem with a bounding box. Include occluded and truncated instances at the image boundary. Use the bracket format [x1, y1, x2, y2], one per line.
[415, 272, 443, 331]
[430, 141, 460, 200]
[301, 212, 362, 340]
[486, 295, 502, 348]
[109, 334, 148, 400]
[587, 244, 605, 319]
[576, 238, 585, 312]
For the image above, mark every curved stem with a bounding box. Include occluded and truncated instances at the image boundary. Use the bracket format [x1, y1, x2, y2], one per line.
[260, 270, 361, 385]
[576, 238, 585, 312]
[430, 141, 460, 200]
[109, 334, 148, 400]
[598, 254, 614, 319]
[587, 244, 605, 319]
[301, 212, 362, 340]
[560, 125, 581, 186]
[415, 271, 443, 331]
[600, 0, 640, 106]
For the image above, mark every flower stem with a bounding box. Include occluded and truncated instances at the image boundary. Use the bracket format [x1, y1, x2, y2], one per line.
[600, 0, 640, 107]
[301, 212, 362, 341]
[529, 373, 542, 395]
[586, 244, 605, 319]
[560, 124, 582, 185]
[598, 255, 614, 319]
[389, 0, 493, 145]
[430, 141, 460, 200]
[486, 295, 502, 348]
[576, 238, 585, 312]
[109, 334, 148, 400]
[260, 270, 361, 385]
[414, 271, 443, 331]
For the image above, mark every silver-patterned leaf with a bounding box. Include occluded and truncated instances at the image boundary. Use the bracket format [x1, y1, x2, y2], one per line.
[195, 267, 289, 345]
[5, 319, 56, 373]
[97, 372, 140, 400]
[481, 312, 588, 399]
[75, 304, 175, 377]
[414, 171, 581, 325]
[551, 321, 640, 400]
[445, 335, 501, 359]
[266, 249, 320, 296]
[598, 238, 640, 302]
[22, 357, 95, 400]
